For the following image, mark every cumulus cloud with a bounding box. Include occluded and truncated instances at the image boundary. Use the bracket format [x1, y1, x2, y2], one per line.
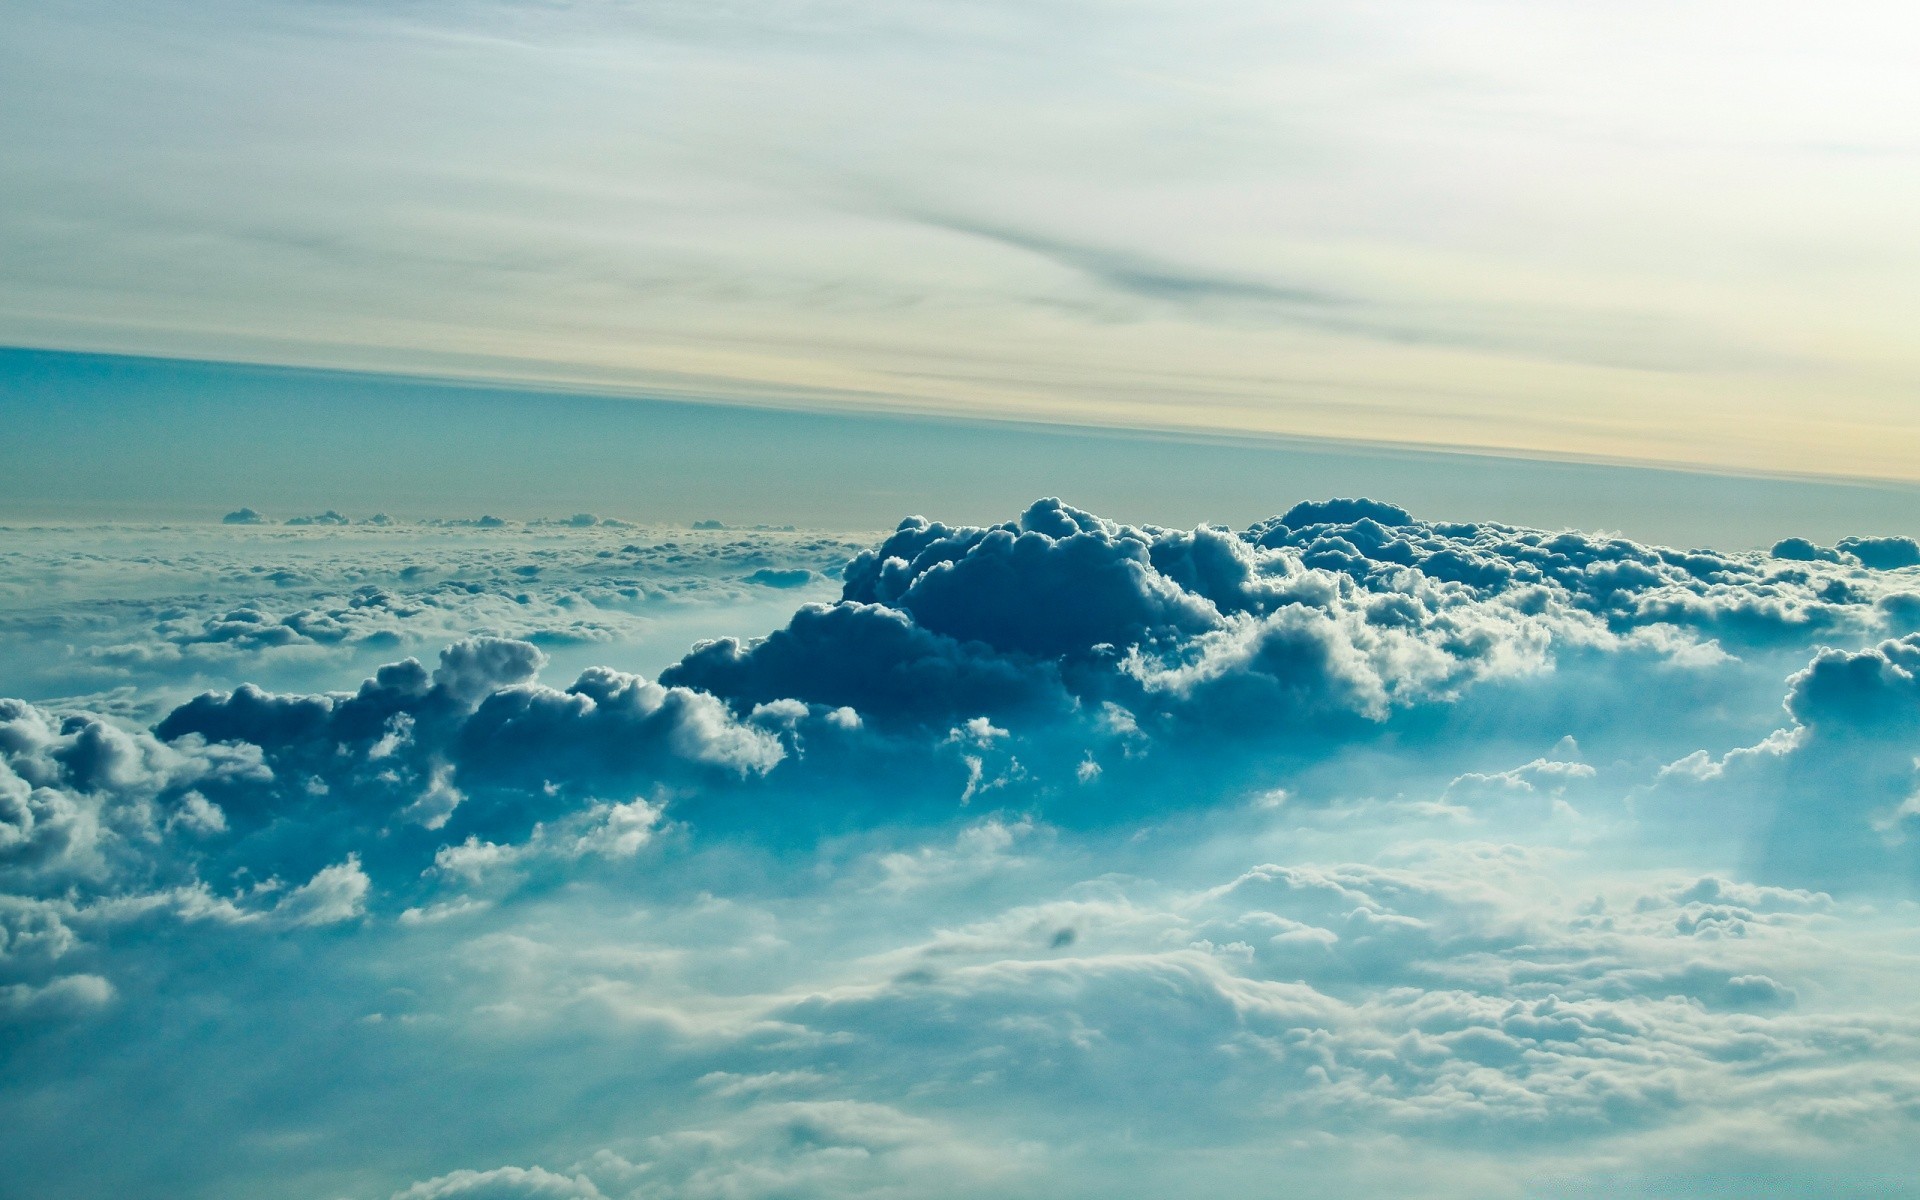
[272, 854, 370, 927]
[661, 496, 1911, 787]
[1839, 535, 1920, 570]
[1769, 536, 1840, 563]
[7, 498, 1914, 907]
[0, 695, 270, 890]
[664, 601, 1067, 725]
[1641, 633, 1920, 889]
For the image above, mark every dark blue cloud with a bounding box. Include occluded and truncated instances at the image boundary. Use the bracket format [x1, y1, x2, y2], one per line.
[1272, 497, 1416, 528]
[1786, 634, 1920, 732]
[664, 601, 1065, 725]
[1838, 535, 1920, 570]
[1769, 536, 1839, 562]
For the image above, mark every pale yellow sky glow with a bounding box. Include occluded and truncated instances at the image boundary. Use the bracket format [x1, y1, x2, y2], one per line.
[4, 0, 1919, 479]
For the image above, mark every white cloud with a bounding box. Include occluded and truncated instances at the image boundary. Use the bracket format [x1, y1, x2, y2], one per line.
[391, 1166, 602, 1200]
[271, 855, 370, 928]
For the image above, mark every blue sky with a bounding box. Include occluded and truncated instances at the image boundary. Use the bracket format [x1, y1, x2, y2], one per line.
[6, 4, 1920, 1198]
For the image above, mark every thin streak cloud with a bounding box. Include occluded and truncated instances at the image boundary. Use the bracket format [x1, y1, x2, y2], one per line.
[915, 210, 1779, 374]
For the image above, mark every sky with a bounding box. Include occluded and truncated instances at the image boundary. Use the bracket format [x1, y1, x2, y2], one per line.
[6, 346, 1920, 549]
[4, 0, 1920, 479]
[7, 4, 1920, 1200]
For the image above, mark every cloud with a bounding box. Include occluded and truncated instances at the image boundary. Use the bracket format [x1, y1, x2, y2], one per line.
[0, 972, 114, 1021]
[909, 215, 1748, 374]
[744, 568, 814, 588]
[5, 499, 1920, 1197]
[634, 845, 1879, 1172]
[1786, 634, 1920, 732]
[425, 1101, 1042, 1200]
[664, 601, 1067, 726]
[0, 695, 269, 890]
[0, 518, 861, 713]
[923, 214, 1347, 314]
[1839, 536, 1920, 571]
[7, 497, 1908, 908]
[391, 1166, 603, 1200]
[433, 638, 549, 709]
[271, 854, 369, 927]
[1640, 634, 1920, 889]
[134, 637, 791, 876]
[432, 798, 665, 887]
[666, 496, 1887, 758]
[1770, 536, 1841, 563]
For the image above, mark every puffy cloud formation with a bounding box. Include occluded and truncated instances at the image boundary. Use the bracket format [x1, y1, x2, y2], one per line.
[669, 498, 1911, 751]
[1788, 633, 1920, 731]
[666, 600, 1066, 724]
[1774, 534, 1920, 570]
[141, 637, 787, 873]
[1643, 632, 1920, 889]
[1770, 535, 1840, 562]
[1839, 535, 1920, 570]
[8, 497, 1919, 916]
[2, 500, 1919, 1199]
[0, 695, 270, 889]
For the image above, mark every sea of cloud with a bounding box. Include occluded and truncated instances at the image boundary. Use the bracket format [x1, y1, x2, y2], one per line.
[3, 499, 1918, 1198]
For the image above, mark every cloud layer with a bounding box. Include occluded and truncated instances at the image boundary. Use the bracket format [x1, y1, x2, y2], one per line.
[2, 500, 1919, 1198]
